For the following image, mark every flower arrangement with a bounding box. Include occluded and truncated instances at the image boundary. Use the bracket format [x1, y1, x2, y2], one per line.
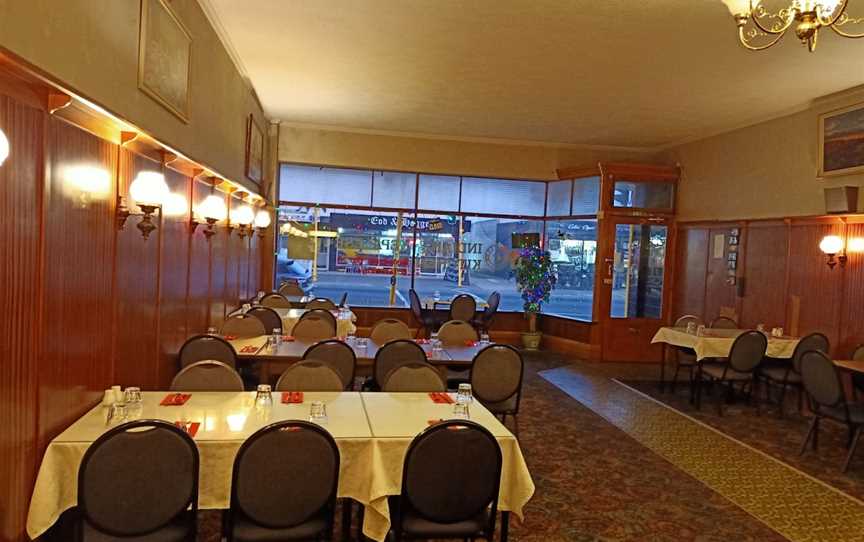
[514, 247, 557, 325]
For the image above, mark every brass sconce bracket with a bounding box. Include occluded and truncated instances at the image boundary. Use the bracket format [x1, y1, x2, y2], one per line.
[203, 217, 218, 240]
[136, 204, 159, 240]
[116, 196, 131, 230]
[826, 253, 848, 270]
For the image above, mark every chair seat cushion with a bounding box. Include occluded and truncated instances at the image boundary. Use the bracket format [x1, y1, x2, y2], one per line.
[761, 366, 801, 383]
[82, 515, 191, 542]
[231, 512, 328, 541]
[701, 364, 753, 381]
[820, 404, 864, 425]
[400, 505, 491, 538]
[481, 395, 518, 415]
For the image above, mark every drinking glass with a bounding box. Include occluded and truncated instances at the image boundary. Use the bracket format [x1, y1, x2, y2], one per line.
[356, 337, 368, 350]
[452, 402, 470, 419]
[756, 323, 766, 333]
[257, 290, 265, 301]
[347, 330, 356, 344]
[265, 335, 277, 353]
[457, 383, 473, 404]
[255, 384, 273, 408]
[124, 387, 142, 404]
[106, 402, 128, 426]
[480, 333, 490, 344]
[309, 401, 328, 423]
[206, 326, 218, 336]
[433, 290, 441, 302]
[685, 322, 696, 334]
[242, 303, 252, 313]
[696, 325, 706, 337]
[273, 328, 283, 347]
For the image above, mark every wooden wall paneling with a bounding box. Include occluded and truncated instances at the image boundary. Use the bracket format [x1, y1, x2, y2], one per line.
[112, 150, 161, 388]
[188, 179, 211, 333]
[739, 222, 789, 329]
[786, 222, 843, 351]
[157, 168, 191, 387]
[0, 95, 43, 542]
[238, 236, 251, 301]
[209, 220, 228, 326]
[248, 232, 261, 298]
[225, 199, 241, 312]
[838, 222, 864, 356]
[38, 118, 117, 449]
[672, 227, 709, 321]
[703, 227, 738, 322]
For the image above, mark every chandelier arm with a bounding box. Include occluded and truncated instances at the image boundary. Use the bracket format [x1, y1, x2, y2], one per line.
[818, 0, 850, 26]
[750, 2, 796, 35]
[739, 26, 787, 50]
[830, 22, 864, 38]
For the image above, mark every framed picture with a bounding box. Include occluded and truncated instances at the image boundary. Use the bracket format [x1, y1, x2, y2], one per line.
[819, 102, 864, 177]
[138, 0, 192, 122]
[245, 114, 264, 184]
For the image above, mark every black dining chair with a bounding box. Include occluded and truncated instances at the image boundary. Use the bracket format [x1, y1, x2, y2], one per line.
[382, 362, 446, 393]
[850, 344, 864, 400]
[306, 297, 337, 311]
[472, 291, 500, 335]
[449, 294, 477, 323]
[261, 293, 293, 309]
[303, 339, 357, 390]
[221, 314, 267, 338]
[390, 420, 502, 541]
[669, 315, 702, 394]
[275, 360, 345, 392]
[371, 339, 428, 391]
[409, 289, 436, 338]
[800, 350, 864, 472]
[695, 330, 767, 415]
[300, 308, 338, 330]
[77, 419, 198, 541]
[171, 360, 245, 392]
[370, 318, 413, 344]
[227, 420, 340, 541]
[178, 334, 237, 369]
[470, 344, 524, 436]
[247, 306, 283, 334]
[710, 316, 739, 329]
[760, 332, 829, 417]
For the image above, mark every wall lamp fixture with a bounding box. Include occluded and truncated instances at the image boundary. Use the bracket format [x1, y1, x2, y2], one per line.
[128, 171, 169, 240]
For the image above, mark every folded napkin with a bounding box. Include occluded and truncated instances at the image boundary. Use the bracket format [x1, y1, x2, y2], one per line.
[415, 338, 430, 344]
[240, 345, 259, 353]
[429, 392, 454, 404]
[174, 421, 200, 437]
[223, 335, 237, 340]
[427, 418, 444, 426]
[282, 391, 304, 404]
[160, 393, 191, 406]
[282, 335, 295, 342]
[464, 340, 478, 347]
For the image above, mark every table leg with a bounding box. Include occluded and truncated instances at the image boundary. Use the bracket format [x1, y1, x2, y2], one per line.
[501, 511, 510, 542]
[341, 499, 351, 542]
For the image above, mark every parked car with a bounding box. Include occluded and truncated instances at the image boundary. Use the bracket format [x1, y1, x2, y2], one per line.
[276, 257, 314, 294]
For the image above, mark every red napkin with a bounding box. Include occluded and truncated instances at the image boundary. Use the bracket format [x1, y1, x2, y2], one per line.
[429, 392, 454, 404]
[223, 335, 237, 340]
[174, 421, 200, 437]
[415, 338, 430, 344]
[464, 340, 478, 347]
[282, 391, 304, 404]
[282, 335, 295, 342]
[240, 345, 259, 353]
[160, 393, 191, 406]
[427, 418, 444, 426]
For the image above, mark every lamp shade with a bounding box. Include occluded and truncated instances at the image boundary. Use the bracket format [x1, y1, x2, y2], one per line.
[254, 209, 272, 228]
[232, 204, 255, 225]
[722, 0, 753, 15]
[162, 192, 189, 217]
[129, 171, 169, 206]
[819, 235, 844, 254]
[0, 127, 9, 166]
[198, 194, 228, 221]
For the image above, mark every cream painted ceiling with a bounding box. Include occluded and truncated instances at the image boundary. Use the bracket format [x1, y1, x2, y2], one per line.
[202, 0, 864, 149]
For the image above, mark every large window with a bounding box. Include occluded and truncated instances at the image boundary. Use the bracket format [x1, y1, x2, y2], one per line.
[277, 165, 601, 320]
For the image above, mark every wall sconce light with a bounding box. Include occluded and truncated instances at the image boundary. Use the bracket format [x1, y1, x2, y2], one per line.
[819, 235, 847, 270]
[232, 204, 255, 237]
[0, 127, 9, 167]
[128, 171, 169, 240]
[162, 192, 188, 218]
[254, 209, 272, 238]
[197, 194, 227, 240]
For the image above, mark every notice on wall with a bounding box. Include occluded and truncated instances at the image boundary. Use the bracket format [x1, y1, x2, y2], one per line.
[713, 234, 725, 259]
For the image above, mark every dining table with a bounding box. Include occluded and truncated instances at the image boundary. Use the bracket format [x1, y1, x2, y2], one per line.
[26, 391, 534, 542]
[422, 295, 489, 311]
[228, 306, 356, 337]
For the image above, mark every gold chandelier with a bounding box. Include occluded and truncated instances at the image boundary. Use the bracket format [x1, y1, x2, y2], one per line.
[721, 0, 864, 51]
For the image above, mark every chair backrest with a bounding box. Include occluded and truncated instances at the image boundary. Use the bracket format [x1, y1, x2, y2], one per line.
[470, 344, 524, 406]
[382, 362, 446, 392]
[170, 360, 245, 391]
[370, 318, 412, 344]
[727, 330, 767, 373]
[247, 306, 283, 334]
[482, 291, 501, 323]
[275, 360, 344, 391]
[300, 308, 337, 330]
[338, 292, 348, 307]
[262, 294, 292, 309]
[178, 334, 237, 368]
[373, 339, 428, 388]
[78, 420, 198, 537]
[231, 421, 339, 530]
[800, 350, 846, 410]
[449, 294, 477, 322]
[293, 315, 336, 342]
[710, 316, 738, 329]
[278, 282, 305, 297]
[437, 320, 479, 346]
[409, 289, 425, 322]
[221, 314, 267, 338]
[303, 340, 356, 389]
[401, 420, 501, 525]
[306, 298, 337, 311]
[674, 314, 702, 328]
[791, 332, 830, 373]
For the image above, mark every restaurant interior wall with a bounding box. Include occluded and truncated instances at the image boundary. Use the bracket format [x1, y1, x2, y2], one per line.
[0, 68, 262, 542]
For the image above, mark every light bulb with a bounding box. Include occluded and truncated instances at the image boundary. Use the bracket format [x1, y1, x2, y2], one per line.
[162, 192, 189, 217]
[198, 194, 228, 221]
[65, 165, 111, 196]
[129, 171, 169, 206]
[847, 237, 864, 253]
[232, 204, 255, 225]
[819, 235, 844, 255]
[254, 209, 272, 229]
[0, 128, 8, 166]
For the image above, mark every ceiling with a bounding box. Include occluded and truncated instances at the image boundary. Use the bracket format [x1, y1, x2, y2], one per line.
[201, 0, 864, 150]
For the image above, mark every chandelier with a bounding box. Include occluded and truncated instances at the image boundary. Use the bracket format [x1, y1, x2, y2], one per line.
[721, 0, 864, 51]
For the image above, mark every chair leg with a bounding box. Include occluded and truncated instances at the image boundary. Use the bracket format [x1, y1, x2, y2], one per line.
[500, 511, 510, 542]
[695, 366, 703, 410]
[341, 499, 351, 542]
[800, 416, 818, 455]
[777, 381, 788, 418]
[671, 362, 681, 394]
[843, 426, 862, 473]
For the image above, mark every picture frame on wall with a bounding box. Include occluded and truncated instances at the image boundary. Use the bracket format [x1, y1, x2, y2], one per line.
[245, 114, 264, 185]
[819, 102, 864, 177]
[138, 0, 192, 123]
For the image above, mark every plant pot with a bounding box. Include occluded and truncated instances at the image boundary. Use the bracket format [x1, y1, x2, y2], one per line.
[521, 331, 542, 350]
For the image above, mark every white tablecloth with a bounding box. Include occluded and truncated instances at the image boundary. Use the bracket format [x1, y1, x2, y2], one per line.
[651, 327, 799, 360]
[27, 391, 533, 541]
[273, 307, 356, 337]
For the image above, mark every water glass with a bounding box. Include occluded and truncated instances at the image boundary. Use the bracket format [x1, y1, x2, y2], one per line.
[457, 383, 473, 404]
[480, 333, 490, 345]
[356, 337, 368, 350]
[206, 326, 218, 336]
[347, 330, 356, 344]
[106, 402, 128, 426]
[433, 290, 441, 302]
[255, 384, 273, 408]
[242, 303, 252, 313]
[771, 327, 784, 338]
[257, 290, 265, 301]
[124, 387, 142, 404]
[756, 323, 766, 333]
[432, 338, 443, 353]
[696, 325, 706, 337]
[685, 322, 696, 334]
[265, 335, 278, 353]
[452, 402, 470, 419]
[309, 401, 328, 424]
[273, 328, 283, 346]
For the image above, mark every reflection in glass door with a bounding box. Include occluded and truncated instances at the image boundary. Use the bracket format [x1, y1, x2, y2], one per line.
[610, 223, 667, 319]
